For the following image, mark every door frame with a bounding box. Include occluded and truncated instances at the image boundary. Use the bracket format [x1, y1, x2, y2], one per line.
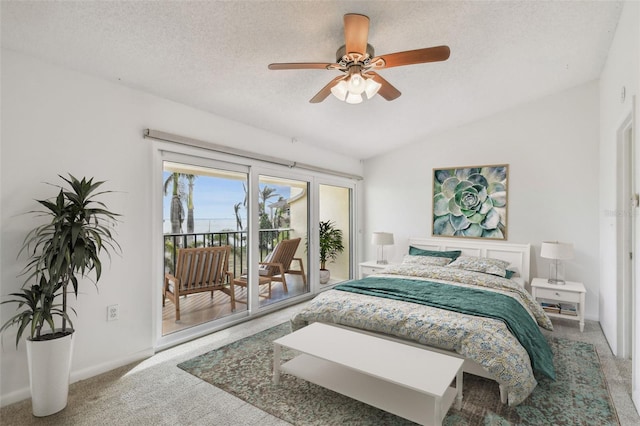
[315, 176, 360, 291]
[617, 111, 635, 359]
[154, 147, 252, 350]
[249, 166, 315, 312]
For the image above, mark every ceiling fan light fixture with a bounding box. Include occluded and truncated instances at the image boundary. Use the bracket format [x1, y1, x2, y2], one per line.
[345, 92, 363, 104]
[364, 77, 382, 99]
[347, 73, 366, 95]
[330, 80, 349, 101]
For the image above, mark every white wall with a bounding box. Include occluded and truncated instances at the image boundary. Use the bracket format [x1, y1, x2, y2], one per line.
[598, 0, 640, 406]
[364, 81, 600, 320]
[0, 49, 362, 405]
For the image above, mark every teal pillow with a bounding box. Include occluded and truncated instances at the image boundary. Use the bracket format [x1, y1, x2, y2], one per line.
[505, 269, 516, 279]
[408, 246, 461, 260]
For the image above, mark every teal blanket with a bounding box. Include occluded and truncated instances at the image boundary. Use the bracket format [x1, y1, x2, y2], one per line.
[335, 277, 556, 380]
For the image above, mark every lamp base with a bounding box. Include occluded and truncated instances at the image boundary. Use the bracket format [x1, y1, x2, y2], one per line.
[548, 261, 566, 285]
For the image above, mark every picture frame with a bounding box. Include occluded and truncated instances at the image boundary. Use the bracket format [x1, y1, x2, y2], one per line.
[432, 164, 508, 240]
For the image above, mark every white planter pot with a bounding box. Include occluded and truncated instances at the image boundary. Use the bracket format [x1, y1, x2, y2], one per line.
[26, 331, 74, 417]
[319, 269, 331, 284]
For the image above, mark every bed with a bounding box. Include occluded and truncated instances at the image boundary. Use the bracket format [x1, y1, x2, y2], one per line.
[290, 237, 555, 406]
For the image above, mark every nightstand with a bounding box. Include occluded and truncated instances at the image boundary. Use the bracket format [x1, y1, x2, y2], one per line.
[531, 278, 586, 332]
[358, 261, 394, 279]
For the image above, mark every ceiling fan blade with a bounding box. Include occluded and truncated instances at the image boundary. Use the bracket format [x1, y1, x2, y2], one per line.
[372, 45, 450, 69]
[367, 72, 401, 101]
[268, 62, 338, 70]
[309, 75, 346, 103]
[344, 13, 369, 55]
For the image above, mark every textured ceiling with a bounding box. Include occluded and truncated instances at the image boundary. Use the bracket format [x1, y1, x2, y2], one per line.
[1, 1, 623, 159]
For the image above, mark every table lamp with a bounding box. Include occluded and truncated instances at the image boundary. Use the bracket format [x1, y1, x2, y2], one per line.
[372, 232, 394, 264]
[540, 241, 574, 284]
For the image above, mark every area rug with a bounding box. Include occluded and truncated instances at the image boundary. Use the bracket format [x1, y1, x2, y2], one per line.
[178, 323, 620, 425]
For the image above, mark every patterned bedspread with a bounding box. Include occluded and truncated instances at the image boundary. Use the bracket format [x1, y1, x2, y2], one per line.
[290, 263, 554, 406]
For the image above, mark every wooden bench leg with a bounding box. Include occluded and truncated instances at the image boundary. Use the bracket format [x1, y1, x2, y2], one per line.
[228, 282, 236, 311]
[175, 293, 180, 321]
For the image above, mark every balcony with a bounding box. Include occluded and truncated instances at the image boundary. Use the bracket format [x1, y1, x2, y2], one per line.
[164, 228, 293, 277]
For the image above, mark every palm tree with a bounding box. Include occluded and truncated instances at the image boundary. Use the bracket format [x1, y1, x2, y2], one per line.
[259, 186, 279, 228]
[271, 196, 289, 228]
[186, 174, 196, 236]
[258, 185, 280, 249]
[233, 202, 243, 231]
[163, 173, 196, 237]
[163, 173, 185, 234]
[234, 182, 248, 231]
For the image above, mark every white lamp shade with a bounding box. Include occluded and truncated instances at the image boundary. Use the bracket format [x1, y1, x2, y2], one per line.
[364, 77, 382, 99]
[345, 92, 363, 104]
[540, 241, 574, 260]
[330, 80, 348, 101]
[347, 73, 366, 94]
[372, 232, 394, 246]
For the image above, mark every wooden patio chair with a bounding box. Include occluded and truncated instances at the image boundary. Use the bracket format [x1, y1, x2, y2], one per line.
[163, 245, 235, 321]
[258, 237, 307, 294]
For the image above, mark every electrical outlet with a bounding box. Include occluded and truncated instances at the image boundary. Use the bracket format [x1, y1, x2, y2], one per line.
[107, 304, 119, 321]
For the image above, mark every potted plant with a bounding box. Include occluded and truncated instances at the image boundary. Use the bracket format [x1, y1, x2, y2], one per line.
[0, 175, 120, 417]
[318, 220, 344, 284]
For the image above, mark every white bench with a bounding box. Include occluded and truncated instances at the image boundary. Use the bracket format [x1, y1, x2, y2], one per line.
[273, 322, 464, 426]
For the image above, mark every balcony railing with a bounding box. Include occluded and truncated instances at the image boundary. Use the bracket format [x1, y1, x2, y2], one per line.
[163, 228, 293, 278]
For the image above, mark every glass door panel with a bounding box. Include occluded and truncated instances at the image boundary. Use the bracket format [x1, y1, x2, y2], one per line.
[162, 161, 248, 336]
[257, 175, 309, 306]
[319, 184, 352, 285]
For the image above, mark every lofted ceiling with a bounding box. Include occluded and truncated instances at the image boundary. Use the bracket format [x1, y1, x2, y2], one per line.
[1, 1, 623, 160]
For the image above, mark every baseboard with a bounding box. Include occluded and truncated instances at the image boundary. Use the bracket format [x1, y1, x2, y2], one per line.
[585, 313, 598, 322]
[0, 347, 154, 408]
[69, 347, 155, 383]
[0, 388, 31, 408]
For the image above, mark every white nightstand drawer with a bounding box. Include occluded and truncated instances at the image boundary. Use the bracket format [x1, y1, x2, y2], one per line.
[358, 261, 396, 279]
[536, 288, 581, 303]
[360, 266, 381, 276]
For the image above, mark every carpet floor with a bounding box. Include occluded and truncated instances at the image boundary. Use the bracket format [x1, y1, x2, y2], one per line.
[178, 322, 620, 426]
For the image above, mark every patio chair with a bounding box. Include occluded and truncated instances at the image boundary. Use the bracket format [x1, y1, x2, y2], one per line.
[163, 245, 235, 321]
[258, 237, 307, 294]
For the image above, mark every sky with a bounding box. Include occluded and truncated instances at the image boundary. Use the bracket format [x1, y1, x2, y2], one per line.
[162, 171, 291, 222]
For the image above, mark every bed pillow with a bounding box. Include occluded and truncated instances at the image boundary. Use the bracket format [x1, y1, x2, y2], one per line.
[447, 255, 511, 278]
[408, 246, 462, 260]
[505, 269, 516, 279]
[402, 254, 452, 267]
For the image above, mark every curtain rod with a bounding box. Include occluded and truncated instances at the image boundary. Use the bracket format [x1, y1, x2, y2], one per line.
[143, 129, 363, 181]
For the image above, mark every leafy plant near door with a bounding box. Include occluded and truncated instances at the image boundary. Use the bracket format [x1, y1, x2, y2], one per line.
[318, 220, 344, 284]
[0, 174, 120, 416]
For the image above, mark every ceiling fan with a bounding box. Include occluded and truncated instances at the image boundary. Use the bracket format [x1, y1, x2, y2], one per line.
[268, 13, 450, 104]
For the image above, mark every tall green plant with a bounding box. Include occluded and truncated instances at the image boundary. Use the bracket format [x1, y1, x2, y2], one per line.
[0, 277, 72, 347]
[1, 175, 120, 344]
[319, 220, 344, 270]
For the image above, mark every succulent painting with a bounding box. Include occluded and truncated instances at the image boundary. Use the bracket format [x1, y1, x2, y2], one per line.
[433, 165, 508, 239]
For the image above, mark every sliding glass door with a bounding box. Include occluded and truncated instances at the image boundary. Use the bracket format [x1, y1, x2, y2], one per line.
[255, 174, 310, 307]
[155, 146, 357, 348]
[162, 160, 249, 336]
[318, 183, 352, 286]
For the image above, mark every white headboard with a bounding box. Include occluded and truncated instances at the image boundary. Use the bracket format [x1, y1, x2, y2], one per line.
[408, 237, 531, 284]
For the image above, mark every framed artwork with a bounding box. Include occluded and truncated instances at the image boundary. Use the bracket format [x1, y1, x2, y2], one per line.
[432, 164, 508, 240]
